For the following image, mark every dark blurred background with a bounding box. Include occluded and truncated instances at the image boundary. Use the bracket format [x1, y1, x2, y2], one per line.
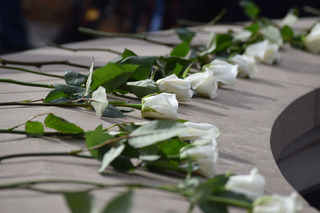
[0, 0, 320, 54]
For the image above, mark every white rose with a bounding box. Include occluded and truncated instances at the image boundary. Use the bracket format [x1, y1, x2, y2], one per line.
[260, 25, 283, 46]
[245, 40, 280, 65]
[229, 54, 258, 79]
[179, 122, 220, 145]
[280, 12, 298, 27]
[225, 168, 265, 200]
[232, 30, 252, 42]
[91, 86, 109, 117]
[141, 93, 179, 120]
[305, 22, 320, 54]
[253, 192, 303, 213]
[156, 74, 193, 102]
[185, 71, 218, 99]
[203, 59, 238, 87]
[180, 142, 219, 178]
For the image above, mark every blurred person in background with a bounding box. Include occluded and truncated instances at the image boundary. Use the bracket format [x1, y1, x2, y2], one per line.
[1, 0, 319, 53]
[0, 0, 31, 54]
[52, 0, 320, 44]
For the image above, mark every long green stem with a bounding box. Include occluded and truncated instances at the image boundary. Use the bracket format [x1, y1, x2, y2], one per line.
[0, 179, 156, 191]
[0, 101, 90, 108]
[0, 57, 91, 69]
[0, 135, 129, 163]
[7, 112, 49, 131]
[205, 8, 228, 26]
[0, 65, 64, 79]
[0, 152, 92, 162]
[0, 179, 104, 189]
[209, 195, 252, 209]
[111, 102, 142, 110]
[177, 8, 227, 27]
[0, 101, 142, 110]
[0, 79, 54, 88]
[0, 178, 252, 210]
[0, 129, 84, 138]
[46, 42, 122, 55]
[79, 27, 176, 47]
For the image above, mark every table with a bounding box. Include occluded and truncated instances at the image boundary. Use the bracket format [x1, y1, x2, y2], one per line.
[0, 18, 319, 213]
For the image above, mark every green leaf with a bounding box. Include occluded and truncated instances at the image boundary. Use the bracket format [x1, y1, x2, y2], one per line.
[125, 79, 159, 98]
[54, 84, 85, 96]
[120, 56, 157, 80]
[145, 159, 184, 172]
[173, 63, 184, 76]
[99, 144, 125, 173]
[95, 124, 103, 131]
[182, 61, 193, 79]
[90, 63, 138, 92]
[25, 121, 44, 137]
[103, 103, 125, 118]
[157, 139, 188, 158]
[121, 141, 140, 158]
[122, 48, 138, 59]
[64, 191, 96, 213]
[128, 120, 186, 148]
[198, 201, 227, 213]
[44, 113, 84, 134]
[290, 34, 306, 49]
[156, 56, 194, 78]
[101, 190, 133, 213]
[85, 130, 114, 160]
[191, 175, 230, 206]
[281, 25, 294, 42]
[118, 123, 142, 133]
[170, 41, 190, 57]
[214, 34, 233, 53]
[192, 181, 216, 205]
[245, 22, 260, 34]
[64, 71, 88, 86]
[109, 48, 137, 64]
[194, 175, 252, 213]
[43, 89, 70, 103]
[139, 143, 159, 157]
[239, 0, 260, 19]
[174, 28, 196, 44]
[110, 155, 135, 171]
[205, 175, 230, 192]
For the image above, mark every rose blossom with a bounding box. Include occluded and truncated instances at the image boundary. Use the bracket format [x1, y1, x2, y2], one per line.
[180, 142, 219, 178]
[156, 74, 193, 102]
[91, 86, 109, 117]
[232, 30, 252, 42]
[305, 22, 320, 54]
[202, 59, 238, 87]
[253, 192, 303, 213]
[229, 54, 258, 79]
[141, 93, 179, 120]
[185, 71, 218, 99]
[225, 168, 265, 200]
[245, 40, 280, 65]
[179, 121, 220, 145]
